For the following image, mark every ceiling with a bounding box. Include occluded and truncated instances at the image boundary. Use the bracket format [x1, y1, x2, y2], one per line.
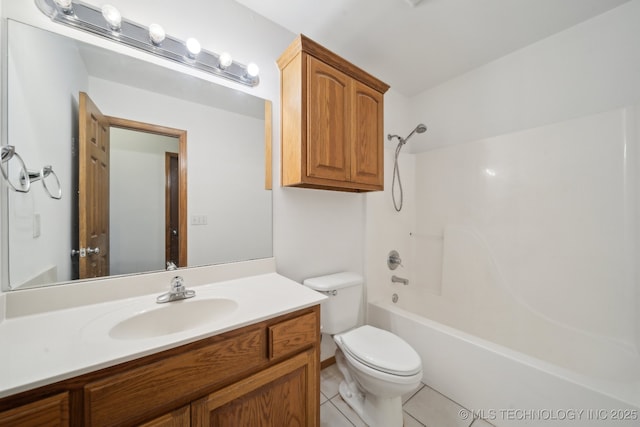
[235, 0, 631, 96]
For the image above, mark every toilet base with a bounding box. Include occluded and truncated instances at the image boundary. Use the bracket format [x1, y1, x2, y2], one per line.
[338, 380, 404, 427]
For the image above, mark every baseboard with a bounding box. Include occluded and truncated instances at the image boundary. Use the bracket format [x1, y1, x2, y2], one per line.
[321, 356, 336, 370]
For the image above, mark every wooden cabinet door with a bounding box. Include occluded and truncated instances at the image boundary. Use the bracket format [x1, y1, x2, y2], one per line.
[138, 406, 189, 427]
[351, 79, 384, 188]
[0, 393, 69, 426]
[306, 56, 351, 183]
[191, 349, 319, 427]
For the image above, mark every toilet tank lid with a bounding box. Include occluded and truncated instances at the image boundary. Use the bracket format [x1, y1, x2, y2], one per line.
[303, 272, 363, 291]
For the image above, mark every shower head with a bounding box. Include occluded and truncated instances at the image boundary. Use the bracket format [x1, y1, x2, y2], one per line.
[404, 123, 427, 142]
[387, 123, 427, 145]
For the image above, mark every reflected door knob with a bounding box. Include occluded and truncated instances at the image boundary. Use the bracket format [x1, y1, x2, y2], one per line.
[71, 247, 99, 257]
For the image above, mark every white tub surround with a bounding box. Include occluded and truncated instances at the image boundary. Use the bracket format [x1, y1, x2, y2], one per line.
[366, 104, 640, 426]
[0, 258, 325, 398]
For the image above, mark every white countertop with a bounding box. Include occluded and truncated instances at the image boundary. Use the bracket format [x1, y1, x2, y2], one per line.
[0, 272, 325, 398]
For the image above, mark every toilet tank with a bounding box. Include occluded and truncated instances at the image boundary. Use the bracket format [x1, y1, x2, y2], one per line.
[303, 272, 363, 335]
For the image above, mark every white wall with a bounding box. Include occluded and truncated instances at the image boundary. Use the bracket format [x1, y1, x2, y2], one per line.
[110, 129, 178, 275]
[6, 20, 88, 288]
[88, 76, 271, 267]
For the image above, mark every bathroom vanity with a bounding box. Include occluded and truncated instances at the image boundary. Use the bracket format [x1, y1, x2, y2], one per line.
[0, 263, 324, 426]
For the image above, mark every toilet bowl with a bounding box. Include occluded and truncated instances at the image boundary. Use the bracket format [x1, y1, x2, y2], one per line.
[334, 325, 422, 427]
[302, 272, 423, 427]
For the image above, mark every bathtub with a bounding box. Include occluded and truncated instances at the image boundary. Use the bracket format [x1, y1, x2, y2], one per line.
[368, 299, 640, 427]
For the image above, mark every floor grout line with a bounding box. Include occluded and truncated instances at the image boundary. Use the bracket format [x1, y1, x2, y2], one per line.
[404, 409, 427, 426]
[403, 383, 426, 405]
[328, 398, 358, 427]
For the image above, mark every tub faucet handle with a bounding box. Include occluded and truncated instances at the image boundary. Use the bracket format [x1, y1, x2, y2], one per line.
[388, 250, 403, 270]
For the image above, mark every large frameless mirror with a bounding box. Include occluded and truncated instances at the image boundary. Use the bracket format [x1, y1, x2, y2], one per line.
[2, 20, 272, 290]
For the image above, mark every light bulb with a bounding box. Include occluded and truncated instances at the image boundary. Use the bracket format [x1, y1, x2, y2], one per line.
[186, 38, 201, 58]
[246, 62, 259, 78]
[148, 23, 165, 46]
[54, 0, 73, 14]
[101, 4, 121, 31]
[218, 52, 233, 69]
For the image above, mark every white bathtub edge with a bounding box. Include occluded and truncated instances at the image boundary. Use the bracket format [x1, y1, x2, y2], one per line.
[368, 301, 640, 427]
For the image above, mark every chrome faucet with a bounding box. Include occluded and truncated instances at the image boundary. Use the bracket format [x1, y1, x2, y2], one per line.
[391, 275, 409, 286]
[156, 275, 196, 303]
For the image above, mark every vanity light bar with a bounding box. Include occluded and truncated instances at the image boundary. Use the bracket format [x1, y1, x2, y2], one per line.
[35, 0, 260, 87]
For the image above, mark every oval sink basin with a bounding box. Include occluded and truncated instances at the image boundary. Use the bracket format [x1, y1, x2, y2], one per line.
[109, 298, 238, 340]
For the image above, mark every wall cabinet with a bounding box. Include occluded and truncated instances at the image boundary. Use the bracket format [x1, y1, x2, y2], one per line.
[278, 34, 390, 192]
[0, 306, 320, 427]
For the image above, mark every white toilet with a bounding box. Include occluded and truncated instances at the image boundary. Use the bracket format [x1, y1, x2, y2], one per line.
[303, 272, 422, 427]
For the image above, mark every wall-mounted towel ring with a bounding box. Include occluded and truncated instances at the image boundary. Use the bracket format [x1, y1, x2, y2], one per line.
[0, 145, 30, 193]
[20, 165, 62, 200]
[1, 145, 62, 199]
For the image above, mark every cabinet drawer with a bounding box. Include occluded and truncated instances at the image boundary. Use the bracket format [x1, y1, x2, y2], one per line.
[268, 312, 318, 360]
[0, 392, 69, 426]
[84, 327, 265, 426]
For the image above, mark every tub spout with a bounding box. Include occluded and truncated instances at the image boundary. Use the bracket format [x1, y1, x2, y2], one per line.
[391, 275, 409, 285]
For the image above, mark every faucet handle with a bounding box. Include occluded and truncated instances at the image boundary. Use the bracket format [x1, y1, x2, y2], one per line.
[388, 250, 403, 270]
[166, 261, 177, 271]
[171, 275, 185, 292]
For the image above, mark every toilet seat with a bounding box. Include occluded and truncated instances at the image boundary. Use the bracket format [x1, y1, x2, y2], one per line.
[337, 325, 422, 376]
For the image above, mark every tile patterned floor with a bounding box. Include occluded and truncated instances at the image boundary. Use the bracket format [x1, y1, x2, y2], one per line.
[320, 364, 495, 427]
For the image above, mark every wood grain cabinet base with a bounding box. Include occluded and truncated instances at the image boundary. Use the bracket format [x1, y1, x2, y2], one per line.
[0, 306, 320, 427]
[0, 392, 69, 426]
[278, 34, 390, 193]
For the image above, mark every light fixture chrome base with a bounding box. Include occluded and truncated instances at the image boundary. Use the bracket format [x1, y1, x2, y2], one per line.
[34, 0, 259, 87]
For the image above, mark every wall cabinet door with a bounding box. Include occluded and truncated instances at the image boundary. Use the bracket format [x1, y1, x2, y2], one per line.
[306, 56, 351, 182]
[191, 349, 318, 427]
[350, 79, 384, 187]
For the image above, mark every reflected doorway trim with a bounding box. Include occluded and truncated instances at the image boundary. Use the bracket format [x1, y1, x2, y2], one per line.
[165, 152, 180, 267]
[106, 116, 188, 267]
